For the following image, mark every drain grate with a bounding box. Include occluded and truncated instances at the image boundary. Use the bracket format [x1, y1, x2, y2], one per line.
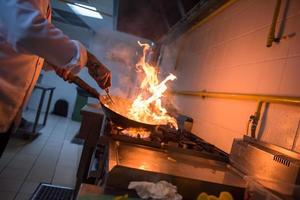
[30, 183, 74, 200]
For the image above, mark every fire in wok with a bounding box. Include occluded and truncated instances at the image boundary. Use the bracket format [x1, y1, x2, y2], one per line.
[101, 42, 178, 130]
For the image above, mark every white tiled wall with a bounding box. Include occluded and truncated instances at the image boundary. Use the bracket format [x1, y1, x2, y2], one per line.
[161, 0, 300, 153]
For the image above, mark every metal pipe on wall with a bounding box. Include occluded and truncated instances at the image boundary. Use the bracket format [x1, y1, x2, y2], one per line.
[266, 0, 282, 47]
[172, 91, 300, 139]
[250, 101, 263, 138]
[172, 91, 300, 105]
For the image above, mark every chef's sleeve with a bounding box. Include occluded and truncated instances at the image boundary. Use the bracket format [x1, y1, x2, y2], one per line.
[0, 0, 87, 73]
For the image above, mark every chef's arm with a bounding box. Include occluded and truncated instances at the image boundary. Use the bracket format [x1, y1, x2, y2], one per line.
[0, 0, 86, 73]
[46, 52, 112, 90]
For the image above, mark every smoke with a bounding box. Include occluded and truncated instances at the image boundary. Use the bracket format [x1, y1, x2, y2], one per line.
[105, 43, 138, 67]
[157, 36, 189, 114]
[104, 42, 141, 99]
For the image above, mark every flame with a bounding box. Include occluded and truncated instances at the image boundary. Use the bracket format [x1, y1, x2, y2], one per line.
[128, 42, 178, 129]
[121, 128, 151, 138]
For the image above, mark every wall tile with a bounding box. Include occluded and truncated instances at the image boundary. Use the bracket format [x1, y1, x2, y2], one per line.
[201, 71, 217, 91]
[175, 96, 257, 136]
[285, 0, 300, 18]
[259, 104, 300, 149]
[210, 17, 232, 46]
[279, 56, 300, 96]
[188, 22, 213, 54]
[174, 52, 206, 91]
[222, 25, 289, 68]
[204, 43, 227, 69]
[227, 8, 258, 40]
[167, 0, 300, 152]
[212, 64, 261, 94]
[285, 14, 300, 57]
[222, 35, 250, 67]
[256, 59, 286, 94]
[193, 120, 244, 153]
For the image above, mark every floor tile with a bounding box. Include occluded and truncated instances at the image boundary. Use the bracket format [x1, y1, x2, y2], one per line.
[56, 157, 77, 168]
[1, 152, 16, 160]
[6, 138, 27, 150]
[26, 166, 55, 182]
[38, 150, 61, 162]
[7, 154, 37, 170]
[32, 159, 57, 171]
[18, 144, 44, 156]
[52, 167, 76, 188]
[3, 144, 23, 155]
[0, 167, 28, 181]
[0, 111, 82, 199]
[0, 157, 11, 172]
[45, 139, 64, 148]
[0, 191, 16, 200]
[0, 178, 23, 192]
[19, 181, 39, 194]
[14, 192, 32, 200]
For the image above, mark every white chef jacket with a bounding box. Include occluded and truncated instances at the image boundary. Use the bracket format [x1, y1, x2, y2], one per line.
[0, 0, 87, 132]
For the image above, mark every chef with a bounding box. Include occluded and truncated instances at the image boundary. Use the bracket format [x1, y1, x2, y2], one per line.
[0, 0, 111, 157]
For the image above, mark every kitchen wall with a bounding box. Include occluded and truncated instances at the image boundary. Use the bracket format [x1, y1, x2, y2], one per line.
[161, 0, 300, 153]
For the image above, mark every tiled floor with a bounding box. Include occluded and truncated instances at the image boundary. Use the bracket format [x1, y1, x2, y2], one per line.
[0, 111, 82, 200]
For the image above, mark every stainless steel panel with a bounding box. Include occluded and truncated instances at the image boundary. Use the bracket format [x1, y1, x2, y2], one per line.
[109, 140, 245, 186]
[230, 137, 300, 197]
[106, 140, 246, 199]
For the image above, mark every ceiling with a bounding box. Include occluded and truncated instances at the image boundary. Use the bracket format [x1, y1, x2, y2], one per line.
[51, 0, 114, 32]
[51, 0, 229, 43]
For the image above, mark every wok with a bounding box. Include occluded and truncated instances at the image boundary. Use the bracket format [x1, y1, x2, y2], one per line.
[100, 96, 161, 130]
[54, 69, 164, 130]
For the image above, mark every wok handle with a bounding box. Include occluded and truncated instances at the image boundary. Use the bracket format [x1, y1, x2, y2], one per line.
[67, 73, 100, 99]
[53, 66, 100, 100]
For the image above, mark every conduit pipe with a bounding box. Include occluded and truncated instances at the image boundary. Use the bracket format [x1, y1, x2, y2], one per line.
[246, 102, 263, 138]
[172, 91, 300, 138]
[250, 101, 263, 138]
[172, 91, 300, 105]
[266, 0, 282, 47]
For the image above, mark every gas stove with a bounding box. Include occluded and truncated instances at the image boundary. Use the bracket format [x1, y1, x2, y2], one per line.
[89, 117, 300, 200]
[94, 117, 246, 199]
[77, 105, 300, 199]
[106, 122, 229, 163]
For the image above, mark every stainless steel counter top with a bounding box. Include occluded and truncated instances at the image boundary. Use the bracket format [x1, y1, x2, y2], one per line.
[106, 140, 246, 199]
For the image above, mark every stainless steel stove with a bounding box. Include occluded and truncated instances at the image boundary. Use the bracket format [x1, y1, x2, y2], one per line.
[94, 117, 247, 199]
[108, 124, 229, 162]
[230, 136, 300, 199]
[77, 106, 300, 199]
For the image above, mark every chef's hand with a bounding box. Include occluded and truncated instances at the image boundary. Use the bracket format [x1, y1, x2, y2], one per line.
[46, 61, 70, 81]
[55, 67, 70, 81]
[86, 51, 112, 90]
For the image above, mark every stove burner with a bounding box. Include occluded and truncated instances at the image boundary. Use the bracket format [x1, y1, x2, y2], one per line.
[104, 122, 229, 163]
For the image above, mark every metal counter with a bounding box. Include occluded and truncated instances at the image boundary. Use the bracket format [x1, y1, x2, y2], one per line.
[106, 140, 246, 199]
